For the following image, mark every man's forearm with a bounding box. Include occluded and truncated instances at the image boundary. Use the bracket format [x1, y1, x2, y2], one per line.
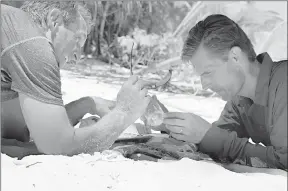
[61, 108, 133, 155]
[199, 127, 251, 162]
[19, 93, 137, 156]
[65, 97, 92, 126]
[198, 127, 287, 169]
[244, 143, 287, 170]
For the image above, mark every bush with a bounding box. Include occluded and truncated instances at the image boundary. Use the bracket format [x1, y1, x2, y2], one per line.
[117, 28, 183, 71]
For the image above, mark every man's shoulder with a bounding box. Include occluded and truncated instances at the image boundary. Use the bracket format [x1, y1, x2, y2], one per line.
[1, 3, 47, 53]
[273, 59, 287, 71]
[1, 4, 26, 17]
[1, 4, 36, 31]
[271, 59, 287, 85]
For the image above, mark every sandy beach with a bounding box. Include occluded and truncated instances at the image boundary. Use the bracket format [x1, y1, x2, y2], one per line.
[2, 70, 287, 191]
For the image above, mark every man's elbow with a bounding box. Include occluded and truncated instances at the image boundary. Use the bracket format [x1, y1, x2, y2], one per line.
[36, 142, 71, 156]
[34, 132, 77, 156]
[272, 148, 287, 170]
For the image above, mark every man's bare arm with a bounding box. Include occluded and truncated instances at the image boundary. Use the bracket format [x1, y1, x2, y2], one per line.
[19, 76, 150, 155]
[19, 94, 132, 155]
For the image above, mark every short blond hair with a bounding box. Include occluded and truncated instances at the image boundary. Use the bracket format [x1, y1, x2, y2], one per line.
[21, 1, 93, 33]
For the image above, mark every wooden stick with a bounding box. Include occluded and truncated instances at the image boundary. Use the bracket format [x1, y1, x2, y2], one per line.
[142, 69, 172, 89]
[130, 42, 134, 75]
[26, 162, 42, 168]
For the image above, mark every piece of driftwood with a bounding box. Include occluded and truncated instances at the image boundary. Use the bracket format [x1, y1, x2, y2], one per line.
[110, 135, 288, 177]
[141, 69, 172, 90]
[111, 135, 211, 161]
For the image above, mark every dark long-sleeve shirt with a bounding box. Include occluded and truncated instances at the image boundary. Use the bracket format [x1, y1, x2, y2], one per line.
[198, 53, 287, 170]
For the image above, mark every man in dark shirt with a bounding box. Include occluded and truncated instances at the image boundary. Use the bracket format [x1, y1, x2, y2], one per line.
[159, 14, 287, 170]
[1, 2, 150, 158]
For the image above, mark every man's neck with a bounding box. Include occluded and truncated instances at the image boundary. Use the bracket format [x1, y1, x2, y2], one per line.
[240, 61, 261, 101]
[45, 30, 53, 42]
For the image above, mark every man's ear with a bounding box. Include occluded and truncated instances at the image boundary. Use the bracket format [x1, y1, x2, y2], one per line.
[46, 8, 63, 31]
[228, 46, 242, 65]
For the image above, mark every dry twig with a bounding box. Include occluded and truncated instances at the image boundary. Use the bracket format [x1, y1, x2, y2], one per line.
[26, 162, 42, 168]
[130, 42, 134, 75]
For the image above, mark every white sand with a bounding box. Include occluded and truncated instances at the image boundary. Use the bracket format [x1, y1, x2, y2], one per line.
[2, 70, 287, 191]
[3, 153, 287, 191]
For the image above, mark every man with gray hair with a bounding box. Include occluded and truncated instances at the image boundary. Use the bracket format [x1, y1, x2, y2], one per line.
[158, 14, 287, 170]
[1, 2, 150, 158]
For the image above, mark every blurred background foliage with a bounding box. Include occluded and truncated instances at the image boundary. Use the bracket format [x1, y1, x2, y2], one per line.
[2, 1, 287, 96]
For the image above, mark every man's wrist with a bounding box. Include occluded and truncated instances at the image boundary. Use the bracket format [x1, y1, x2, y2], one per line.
[198, 120, 212, 144]
[244, 142, 268, 159]
[112, 105, 129, 116]
[111, 107, 136, 126]
[200, 126, 212, 142]
[197, 125, 223, 154]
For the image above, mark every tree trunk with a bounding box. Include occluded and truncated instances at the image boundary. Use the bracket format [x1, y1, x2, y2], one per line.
[84, 1, 98, 57]
[96, 32, 101, 56]
[99, 1, 110, 56]
[93, 2, 100, 57]
[83, 31, 93, 55]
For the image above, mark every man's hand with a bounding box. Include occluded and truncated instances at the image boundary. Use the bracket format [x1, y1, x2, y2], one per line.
[163, 112, 211, 144]
[89, 97, 116, 117]
[115, 75, 151, 123]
